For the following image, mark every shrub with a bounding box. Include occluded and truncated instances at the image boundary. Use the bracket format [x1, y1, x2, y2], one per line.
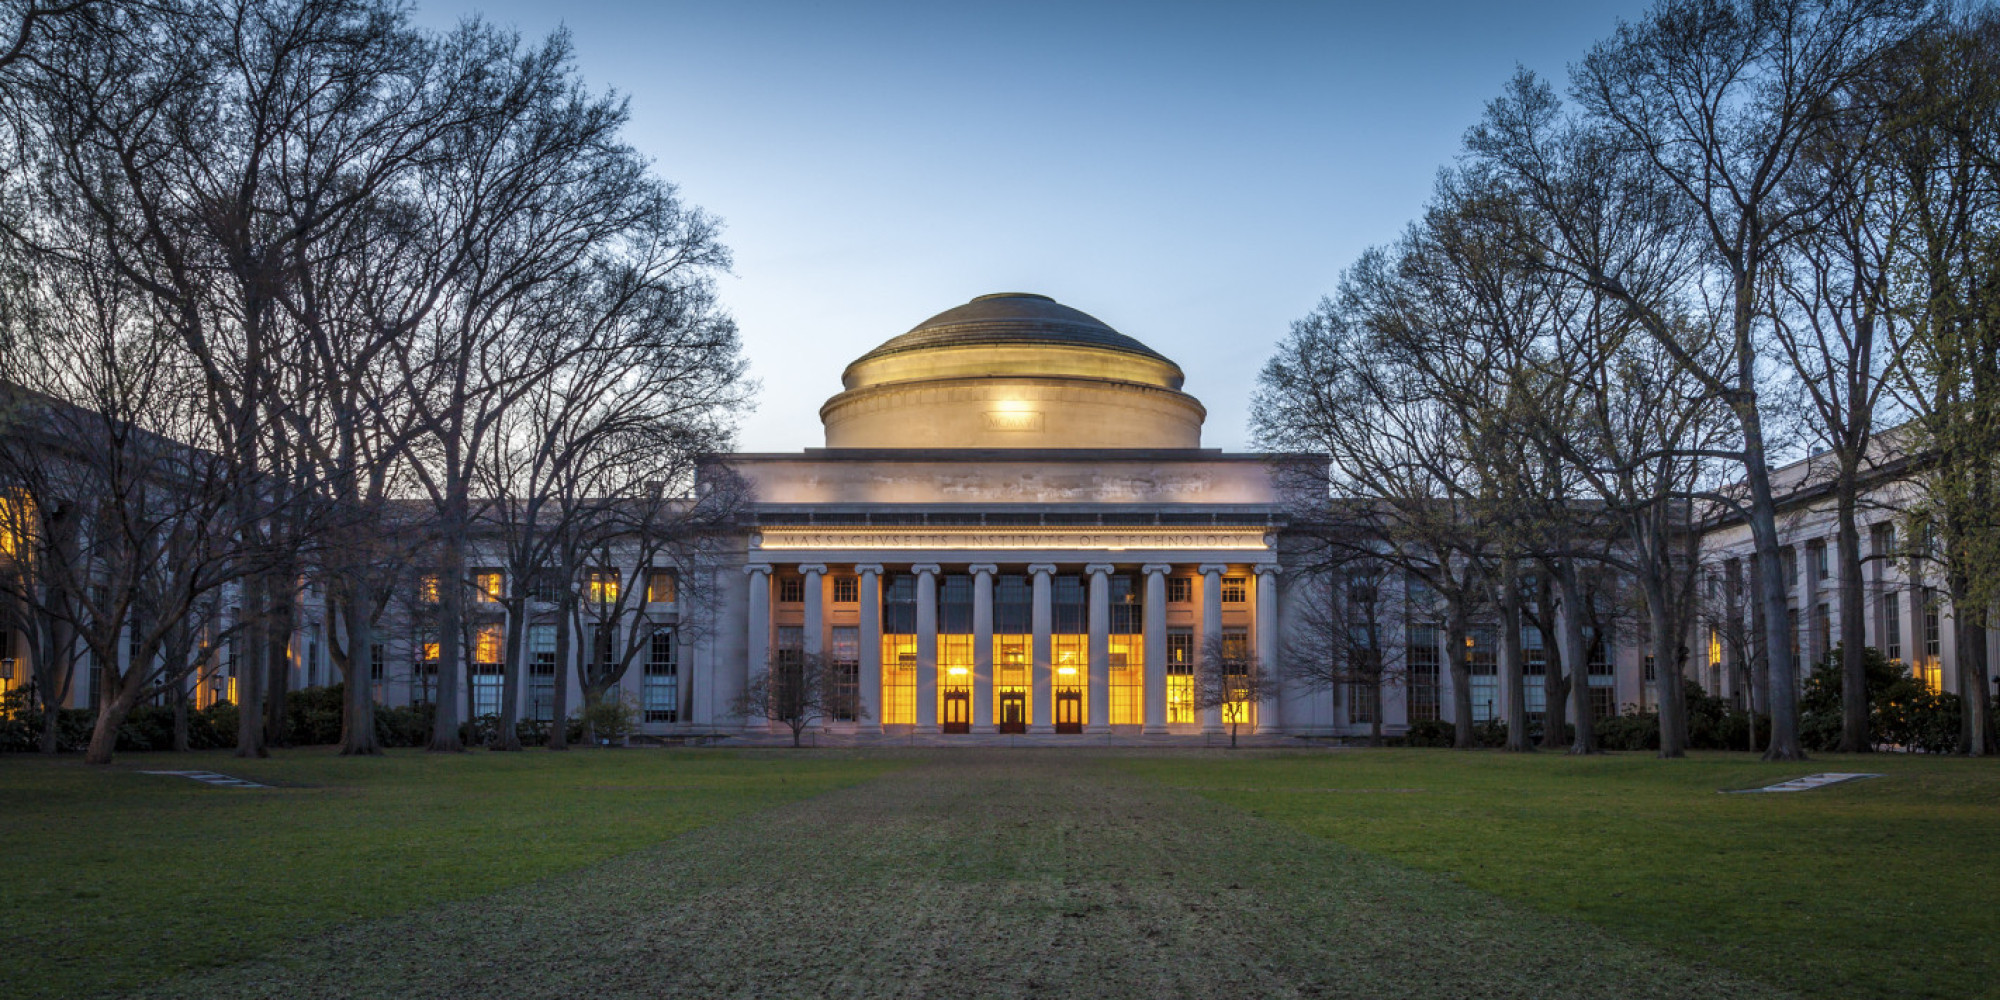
[1596, 711, 1660, 751]
[1400, 718, 1457, 747]
[575, 695, 636, 745]
[282, 684, 346, 746]
[374, 702, 433, 748]
[1877, 678, 1962, 753]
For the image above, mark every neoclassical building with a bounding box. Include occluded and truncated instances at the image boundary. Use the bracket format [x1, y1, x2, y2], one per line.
[697, 292, 1317, 736]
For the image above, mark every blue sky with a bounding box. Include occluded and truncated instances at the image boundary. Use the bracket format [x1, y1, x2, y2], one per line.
[414, 1, 1653, 453]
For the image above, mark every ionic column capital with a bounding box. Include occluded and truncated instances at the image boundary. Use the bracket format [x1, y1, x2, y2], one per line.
[1027, 563, 1058, 577]
[1141, 563, 1174, 576]
[911, 563, 942, 577]
[744, 565, 772, 578]
[1254, 565, 1281, 578]
[1084, 563, 1116, 576]
[796, 563, 828, 577]
[854, 563, 884, 577]
[1198, 563, 1230, 577]
[967, 563, 999, 577]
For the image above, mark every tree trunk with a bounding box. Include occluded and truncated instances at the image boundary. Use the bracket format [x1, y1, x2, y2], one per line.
[1446, 603, 1475, 749]
[234, 583, 268, 759]
[1647, 581, 1686, 758]
[1834, 472, 1870, 752]
[338, 584, 382, 756]
[1498, 564, 1530, 753]
[429, 490, 467, 752]
[171, 676, 190, 753]
[546, 594, 573, 750]
[1744, 428, 1806, 760]
[264, 586, 292, 748]
[83, 655, 149, 765]
[1557, 562, 1598, 754]
[1950, 570, 1995, 757]
[495, 597, 526, 751]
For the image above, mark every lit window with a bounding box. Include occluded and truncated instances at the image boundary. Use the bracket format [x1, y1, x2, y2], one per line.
[473, 571, 503, 603]
[0, 491, 34, 560]
[586, 569, 619, 605]
[474, 624, 503, 665]
[419, 575, 440, 604]
[647, 569, 677, 604]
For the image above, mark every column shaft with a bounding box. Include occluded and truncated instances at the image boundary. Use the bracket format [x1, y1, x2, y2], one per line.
[1142, 564, 1170, 733]
[744, 567, 771, 733]
[800, 564, 826, 659]
[1086, 564, 1113, 733]
[1199, 564, 1225, 734]
[1029, 564, 1055, 734]
[914, 564, 940, 733]
[857, 565, 883, 733]
[971, 565, 997, 731]
[1256, 566, 1281, 734]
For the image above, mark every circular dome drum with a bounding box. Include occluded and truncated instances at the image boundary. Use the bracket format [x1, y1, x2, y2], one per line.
[821, 293, 1206, 449]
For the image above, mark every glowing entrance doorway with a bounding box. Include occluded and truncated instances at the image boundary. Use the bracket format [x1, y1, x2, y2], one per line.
[997, 692, 1026, 733]
[1054, 690, 1083, 734]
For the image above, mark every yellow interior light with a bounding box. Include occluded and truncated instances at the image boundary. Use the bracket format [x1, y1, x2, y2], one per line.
[1057, 665, 1078, 676]
[946, 666, 968, 676]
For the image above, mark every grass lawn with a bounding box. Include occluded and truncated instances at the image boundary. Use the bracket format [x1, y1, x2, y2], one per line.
[0, 748, 899, 1000]
[1118, 749, 2000, 1000]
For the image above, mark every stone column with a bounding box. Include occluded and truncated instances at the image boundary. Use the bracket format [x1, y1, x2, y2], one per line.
[743, 565, 771, 733]
[856, 564, 883, 733]
[1142, 564, 1171, 734]
[970, 564, 997, 732]
[913, 563, 940, 733]
[1029, 564, 1056, 734]
[1085, 564, 1113, 733]
[799, 564, 827, 660]
[1199, 563, 1227, 735]
[1255, 565, 1282, 734]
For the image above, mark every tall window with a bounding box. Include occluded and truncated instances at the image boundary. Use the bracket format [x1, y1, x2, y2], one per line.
[881, 574, 918, 725]
[1166, 629, 1195, 723]
[1590, 631, 1617, 719]
[831, 625, 859, 721]
[473, 571, 504, 603]
[647, 570, 677, 605]
[415, 634, 439, 704]
[1520, 625, 1547, 723]
[1220, 627, 1252, 726]
[528, 625, 556, 722]
[1221, 576, 1248, 604]
[1468, 629, 1497, 722]
[1052, 573, 1088, 720]
[1884, 591, 1902, 662]
[304, 624, 320, 689]
[471, 624, 503, 718]
[1108, 574, 1143, 725]
[1921, 588, 1942, 693]
[644, 629, 678, 723]
[1407, 625, 1440, 722]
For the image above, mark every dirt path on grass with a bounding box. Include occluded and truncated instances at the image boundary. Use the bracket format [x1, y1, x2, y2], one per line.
[136, 751, 1786, 1000]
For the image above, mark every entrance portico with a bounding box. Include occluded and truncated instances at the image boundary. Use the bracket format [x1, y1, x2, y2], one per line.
[742, 526, 1279, 736]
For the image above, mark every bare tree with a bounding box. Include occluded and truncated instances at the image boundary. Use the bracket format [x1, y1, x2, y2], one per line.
[1285, 558, 1407, 746]
[1193, 630, 1273, 749]
[733, 650, 865, 748]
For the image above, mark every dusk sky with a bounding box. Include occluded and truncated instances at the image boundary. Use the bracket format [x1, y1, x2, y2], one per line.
[414, 1, 1653, 453]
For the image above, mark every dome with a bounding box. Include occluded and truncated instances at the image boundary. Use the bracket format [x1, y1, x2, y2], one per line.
[821, 293, 1205, 449]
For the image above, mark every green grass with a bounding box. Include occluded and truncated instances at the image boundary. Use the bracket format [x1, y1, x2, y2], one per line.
[1117, 749, 2000, 1000]
[0, 748, 899, 1000]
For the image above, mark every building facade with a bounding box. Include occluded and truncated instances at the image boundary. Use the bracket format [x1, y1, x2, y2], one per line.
[9, 292, 1994, 743]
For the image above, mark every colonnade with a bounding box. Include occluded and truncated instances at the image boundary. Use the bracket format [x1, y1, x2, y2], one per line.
[743, 560, 1280, 735]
